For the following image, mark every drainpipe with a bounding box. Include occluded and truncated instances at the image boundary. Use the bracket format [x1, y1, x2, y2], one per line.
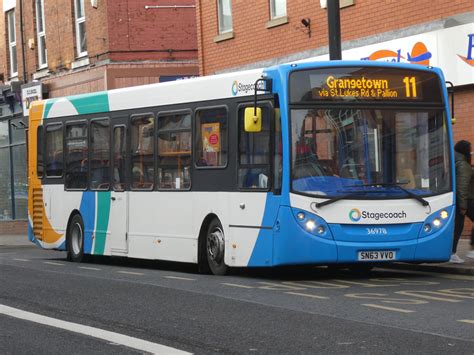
[327, 0, 342, 60]
[19, 0, 27, 82]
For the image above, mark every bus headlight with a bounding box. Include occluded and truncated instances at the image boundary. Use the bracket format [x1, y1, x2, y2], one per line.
[305, 220, 316, 231]
[292, 209, 332, 239]
[421, 207, 453, 238]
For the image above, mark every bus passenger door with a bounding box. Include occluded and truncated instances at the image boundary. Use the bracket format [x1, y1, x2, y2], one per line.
[109, 125, 129, 254]
[229, 103, 281, 267]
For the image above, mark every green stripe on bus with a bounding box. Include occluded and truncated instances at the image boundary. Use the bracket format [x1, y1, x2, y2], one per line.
[43, 99, 59, 119]
[94, 192, 111, 255]
[69, 92, 110, 115]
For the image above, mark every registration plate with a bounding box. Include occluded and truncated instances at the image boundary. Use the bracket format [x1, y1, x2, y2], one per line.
[358, 251, 396, 261]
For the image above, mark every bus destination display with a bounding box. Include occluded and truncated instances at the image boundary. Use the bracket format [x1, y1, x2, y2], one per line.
[290, 67, 443, 104]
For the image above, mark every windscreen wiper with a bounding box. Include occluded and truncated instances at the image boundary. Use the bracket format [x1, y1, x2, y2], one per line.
[315, 182, 430, 208]
[350, 182, 430, 207]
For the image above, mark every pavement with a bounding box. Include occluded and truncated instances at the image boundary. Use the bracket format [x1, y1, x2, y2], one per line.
[1, 234, 473, 275]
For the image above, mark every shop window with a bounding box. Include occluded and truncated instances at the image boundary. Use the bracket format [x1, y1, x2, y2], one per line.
[65, 122, 88, 189]
[45, 124, 63, 177]
[113, 126, 126, 191]
[238, 106, 271, 189]
[37, 126, 44, 178]
[131, 114, 154, 190]
[90, 119, 110, 190]
[195, 107, 228, 168]
[157, 112, 191, 190]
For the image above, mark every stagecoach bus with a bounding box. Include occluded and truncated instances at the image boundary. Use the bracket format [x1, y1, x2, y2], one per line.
[28, 60, 455, 275]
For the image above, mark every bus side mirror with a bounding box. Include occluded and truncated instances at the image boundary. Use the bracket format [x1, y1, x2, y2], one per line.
[244, 107, 262, 132]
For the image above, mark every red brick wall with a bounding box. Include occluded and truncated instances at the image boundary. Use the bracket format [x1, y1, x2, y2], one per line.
[106, 0, 197, 62]
[197, 0, 474, 75]
[0, 0, 198, 82]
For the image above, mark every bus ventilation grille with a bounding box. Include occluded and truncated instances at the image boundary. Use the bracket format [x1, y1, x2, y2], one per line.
[32, 188, 44, 239]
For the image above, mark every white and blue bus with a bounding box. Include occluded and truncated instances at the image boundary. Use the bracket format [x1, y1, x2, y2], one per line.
[28, 60, 455, 275]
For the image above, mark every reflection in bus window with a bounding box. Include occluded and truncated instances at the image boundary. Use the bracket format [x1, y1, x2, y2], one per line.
[195, 107, 227, 168]
[65, 123, 88, 189]
[113, 126, 126, 191]
[45, 124, 63, 177]
[131, 115, 154, 190]
[157, 112, 191, 190]
[90, 119, 110, 190]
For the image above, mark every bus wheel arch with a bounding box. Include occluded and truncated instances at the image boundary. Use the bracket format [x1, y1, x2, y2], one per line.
[198, 214, 228, 275]
[66, 211, 85, 263]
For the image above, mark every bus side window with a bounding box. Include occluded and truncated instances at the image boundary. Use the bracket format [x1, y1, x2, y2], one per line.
[90, 118, 110, 190]
[131, 114, 155, 190]
[238, 105, 271, 190]
[37, 125, 44, 178]
[195, 107, 228, 168]
[65, 122, 88, 190]
[45, 124, 63, 178]
[157, 111, 192, 190]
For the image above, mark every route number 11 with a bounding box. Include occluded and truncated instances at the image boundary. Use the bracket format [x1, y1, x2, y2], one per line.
[403, 76, 417, 98]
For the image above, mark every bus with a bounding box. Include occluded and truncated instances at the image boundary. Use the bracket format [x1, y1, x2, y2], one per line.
[28, 60, 455, 275]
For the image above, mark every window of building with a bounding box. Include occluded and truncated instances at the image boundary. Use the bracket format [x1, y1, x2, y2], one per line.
[65, 122, 88, 189]
[157, 112, 192, 190]
[35, 0, 47, 69]
[90, 119, 110, 190]
[270, 0, 286, 19]
[113, 126, 126, 191]
[74, 0, 87, 57]
[195, 107, 228, 168]
[131, 115, 154, 190]
[45, 124, 63, 178]
[37, 126, 44, 178]
[238, 106, 271, 190]
[7, 10, 18, 77]
[217, 0, 232, 34]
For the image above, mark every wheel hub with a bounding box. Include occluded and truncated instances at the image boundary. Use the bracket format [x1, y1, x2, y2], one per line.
[207, 227, 225, 263]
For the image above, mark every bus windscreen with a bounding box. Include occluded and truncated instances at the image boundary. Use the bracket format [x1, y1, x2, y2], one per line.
[290, 67, 443, 104]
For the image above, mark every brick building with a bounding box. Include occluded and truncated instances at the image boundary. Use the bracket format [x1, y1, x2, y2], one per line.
[0, 0, 199, 233]
[196, 0, 474, 235]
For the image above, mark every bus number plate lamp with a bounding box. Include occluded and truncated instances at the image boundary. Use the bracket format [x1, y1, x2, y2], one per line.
[244, 78, 272, 133]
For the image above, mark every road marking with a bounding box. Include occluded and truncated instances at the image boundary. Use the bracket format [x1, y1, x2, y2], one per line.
[44, 262, 65, 266]
[222, 283, 254, 289]
[362, 304, 415, 313]
[164, 276, 195, 281]
[13, 258, 29, 262]
[116, 271, 144, 276]
[78, 266, 101, 271]
[285, 292, 329, 300]
[396, 290, 462, 303]
[457, 320, 474, 324]
[0, 304, 190, 354]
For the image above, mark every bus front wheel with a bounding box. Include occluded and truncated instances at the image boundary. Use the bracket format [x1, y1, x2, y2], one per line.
[206, 219, 228, 276]
[67, 214, 85, 263]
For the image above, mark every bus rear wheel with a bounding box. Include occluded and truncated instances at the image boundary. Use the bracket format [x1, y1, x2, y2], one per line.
[67, 214, 85, 263]
[206, 219, 228, 276]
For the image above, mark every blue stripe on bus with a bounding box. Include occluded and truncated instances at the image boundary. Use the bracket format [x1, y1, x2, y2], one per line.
[80, 192, 96, 254]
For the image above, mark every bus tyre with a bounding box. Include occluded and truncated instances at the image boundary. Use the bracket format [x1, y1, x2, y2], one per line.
[206, 219, 228, 276]
[67, 214, 85, 263]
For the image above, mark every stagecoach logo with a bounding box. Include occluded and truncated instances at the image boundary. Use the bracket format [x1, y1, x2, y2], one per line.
[458, 33, 474, 67]
[349, 208, 408, 222]
[349, 208, 362, 222]
[231, 80, 265, 96]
